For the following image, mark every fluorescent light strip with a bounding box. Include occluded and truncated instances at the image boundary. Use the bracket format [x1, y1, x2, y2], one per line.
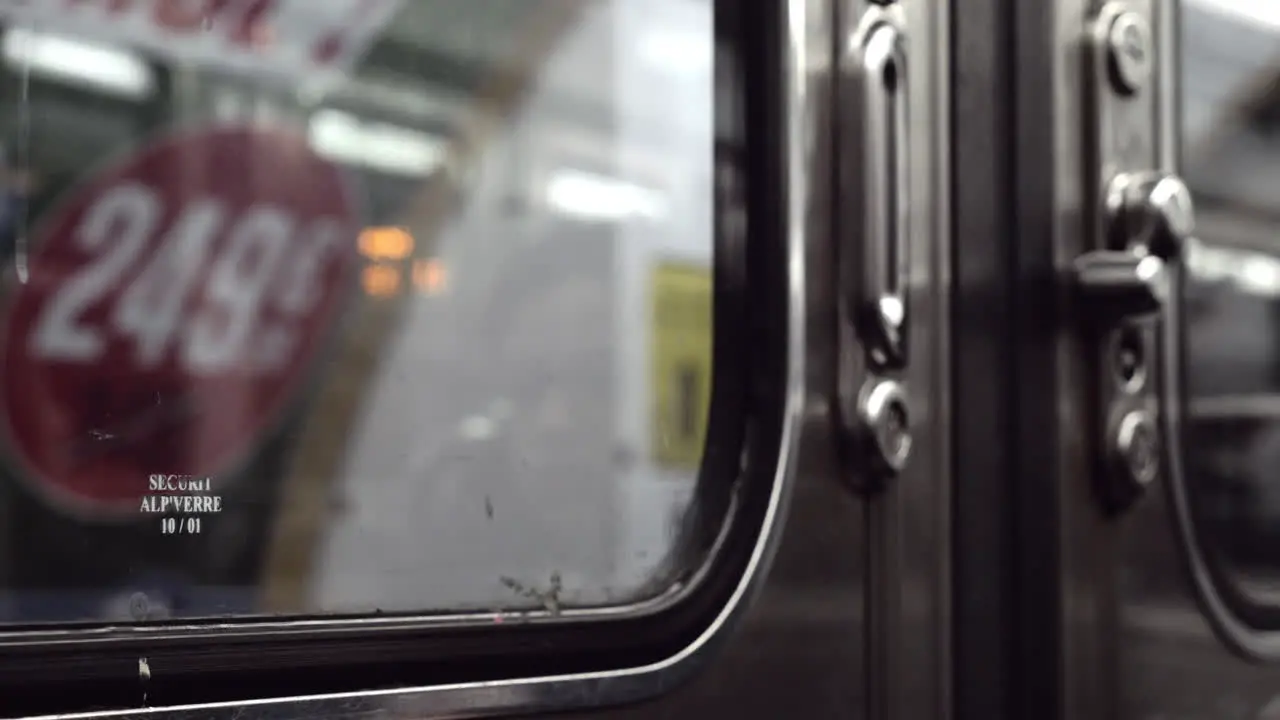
[308, 108, 445, 177]
[1187, 240, 1280, 297]
[639, 30, 711, 74]
[1187, 0, 1280, 30]
[2, 28, 153, 99]
[545, 169, 666, 221]
[1238, 254, 1280, 295]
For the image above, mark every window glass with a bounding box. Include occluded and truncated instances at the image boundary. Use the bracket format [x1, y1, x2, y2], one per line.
[1181, 0, 1280, 608]
[0, 0, 715, 622]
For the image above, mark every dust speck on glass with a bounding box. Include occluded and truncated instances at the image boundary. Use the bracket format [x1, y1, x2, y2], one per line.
[0, 0, 715, 623]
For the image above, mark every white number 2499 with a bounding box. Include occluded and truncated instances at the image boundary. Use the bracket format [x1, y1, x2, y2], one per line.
[27, 182, 345, 374]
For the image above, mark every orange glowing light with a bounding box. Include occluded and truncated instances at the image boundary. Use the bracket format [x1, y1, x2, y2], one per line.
[362, 264, 401, 297]
[413, 258, 448, 295]
[358, 226, 414, 261]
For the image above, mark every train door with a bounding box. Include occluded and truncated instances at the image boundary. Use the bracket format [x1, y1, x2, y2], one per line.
[0, 0, 957, 719]
[1019, 0, 1280, 717]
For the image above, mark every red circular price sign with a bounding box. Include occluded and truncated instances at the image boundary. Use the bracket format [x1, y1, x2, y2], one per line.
[0, 126, 358, 517]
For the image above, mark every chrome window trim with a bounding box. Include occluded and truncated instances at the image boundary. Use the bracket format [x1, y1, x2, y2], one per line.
[16, 0, 831, 716]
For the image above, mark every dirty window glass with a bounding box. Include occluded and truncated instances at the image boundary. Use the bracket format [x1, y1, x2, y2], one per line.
[1181, 0, 1280, 608]
[0, 0, 716, 622]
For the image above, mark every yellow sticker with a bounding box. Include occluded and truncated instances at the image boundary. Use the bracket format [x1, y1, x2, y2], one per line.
[650, 261, 713, 471]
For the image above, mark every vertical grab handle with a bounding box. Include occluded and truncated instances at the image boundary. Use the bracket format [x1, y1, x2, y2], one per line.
[846, 17, 909, 370]
[839, 6, 913, 486]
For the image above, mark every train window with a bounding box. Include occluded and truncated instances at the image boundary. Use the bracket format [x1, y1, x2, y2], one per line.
[0, 0, 791, 713]
[1179, 0, 1280, 628]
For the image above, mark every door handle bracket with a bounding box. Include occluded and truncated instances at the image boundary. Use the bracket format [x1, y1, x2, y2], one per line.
[1076, 1, 1192, 514]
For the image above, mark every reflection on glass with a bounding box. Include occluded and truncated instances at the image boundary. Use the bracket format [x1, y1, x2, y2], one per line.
[0, 0, 716, 623]
[1182, 0, 1280, 606]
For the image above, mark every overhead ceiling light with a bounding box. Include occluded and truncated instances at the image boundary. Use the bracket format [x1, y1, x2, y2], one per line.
[358, 226, 415, 261]
[308, 108, 445, 177]
[545, 169, 667, 221]
[3, 28, 154, 99]
[1187, 0, 1280, 30]
[638, 29, 712, 74]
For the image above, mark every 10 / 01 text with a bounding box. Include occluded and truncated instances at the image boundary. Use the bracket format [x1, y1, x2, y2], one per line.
[160, 517, 203, 535]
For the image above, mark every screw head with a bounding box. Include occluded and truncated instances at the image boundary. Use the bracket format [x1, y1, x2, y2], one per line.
[856, 378, 912, 475]
[1115, 409, 1159, 488]
[1107, 12, 1152, 94]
